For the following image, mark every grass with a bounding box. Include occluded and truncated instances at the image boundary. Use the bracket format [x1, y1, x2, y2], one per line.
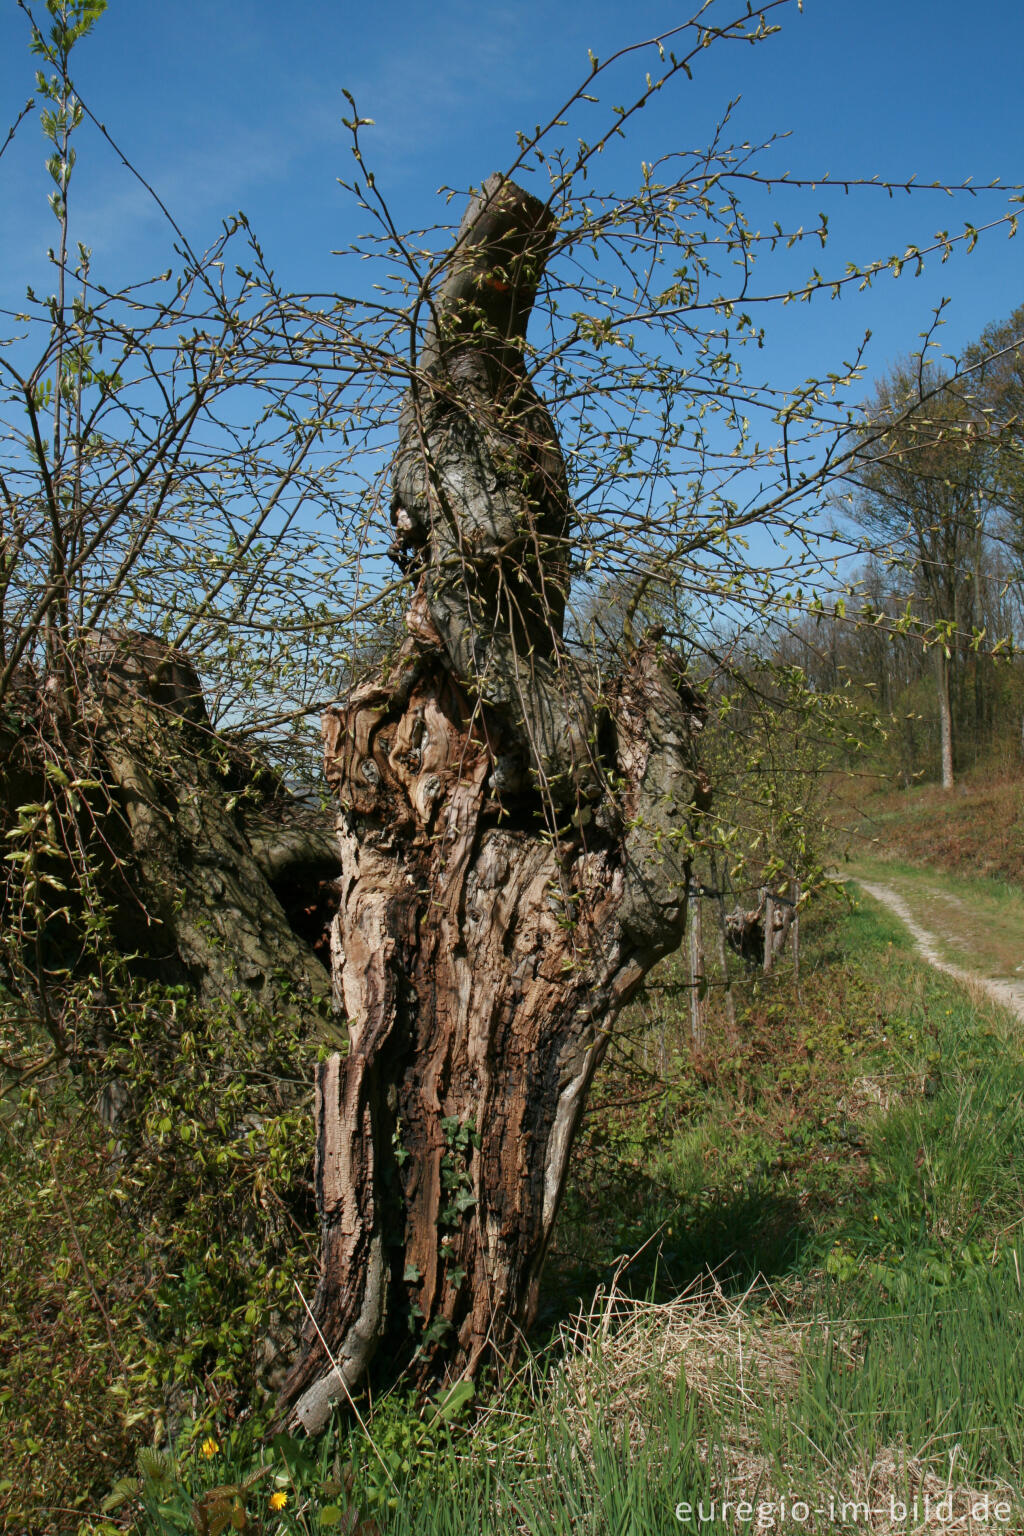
[13, 887, 1024, 1533]
[548, 892, 938, 1306]
[845, 853, 1024, 983]
[548, 888, 1024, 1510]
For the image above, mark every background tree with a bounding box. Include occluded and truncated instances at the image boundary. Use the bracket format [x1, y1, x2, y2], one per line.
[845, 362, 991, 789]
[963, 302, 1024, 629]
[830, 301, 1024, 790]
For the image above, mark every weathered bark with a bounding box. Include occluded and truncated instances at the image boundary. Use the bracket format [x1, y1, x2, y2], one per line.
[280, 176, 708, 1433]
[90, 634, 338, 1017]
[725, 887, 790, 972]
[725, 896, 765, 965]
[759, 888, 794, 977]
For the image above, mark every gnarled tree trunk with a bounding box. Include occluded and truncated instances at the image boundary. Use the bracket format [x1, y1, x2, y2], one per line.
[1, 633, 340, 1036]
[280, 176, 708, 1433]
[92, 633, 338, 1015]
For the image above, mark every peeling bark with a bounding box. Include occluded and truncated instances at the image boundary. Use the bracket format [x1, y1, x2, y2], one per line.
[280, 177, 707, 1432]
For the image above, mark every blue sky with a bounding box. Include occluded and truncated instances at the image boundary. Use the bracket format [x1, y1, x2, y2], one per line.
[0, 0, 1020, 691]
[1, 0, 1020, 390]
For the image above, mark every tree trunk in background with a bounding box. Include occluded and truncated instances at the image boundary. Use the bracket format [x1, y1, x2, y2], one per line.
[762, 891, 776, 974]
[2, 633, 339, 1033]
[279, 176, 708, 1433]
[707, 851, 736, 1029]
[936, 647, 955, 790]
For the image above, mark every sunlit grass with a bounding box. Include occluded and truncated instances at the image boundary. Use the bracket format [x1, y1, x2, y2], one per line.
[850, 852, 1024, 970]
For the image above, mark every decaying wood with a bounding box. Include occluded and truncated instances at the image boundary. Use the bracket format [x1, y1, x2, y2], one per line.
[724, 900, 764, 965]
[725, 886, 793, 975]
[92, 634, 338, 1017]
[280, 176, 708, 1433]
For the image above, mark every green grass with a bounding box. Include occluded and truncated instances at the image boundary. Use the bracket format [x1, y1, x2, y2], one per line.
[785, 1263, 1024, 1482]
[847, 853, 1024, 982]
[32, 890, 1024, 1532]
[561, 890, 1024, 1501]
[851, 852, 1024, 913]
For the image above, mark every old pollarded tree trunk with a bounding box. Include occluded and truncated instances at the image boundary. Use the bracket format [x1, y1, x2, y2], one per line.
[280, 175, 708, 1432]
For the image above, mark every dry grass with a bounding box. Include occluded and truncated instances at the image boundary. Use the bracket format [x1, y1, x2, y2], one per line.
[554, 1273, 802, 1438]
[845, 772, 1024, 888]
[842, 1073, 899, 1116]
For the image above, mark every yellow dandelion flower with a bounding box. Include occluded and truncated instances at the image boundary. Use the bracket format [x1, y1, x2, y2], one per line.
[200, 1437, 219, 1458]
[269, 1490, 288, 1511]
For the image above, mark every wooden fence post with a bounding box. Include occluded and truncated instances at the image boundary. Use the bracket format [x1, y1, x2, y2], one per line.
[708, 851, 736, 1028]
[689, 889, 707, 1052]
[762, 888, 775, 975]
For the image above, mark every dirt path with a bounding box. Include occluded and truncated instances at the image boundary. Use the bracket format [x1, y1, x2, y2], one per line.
[854, 876, 1024, 1024]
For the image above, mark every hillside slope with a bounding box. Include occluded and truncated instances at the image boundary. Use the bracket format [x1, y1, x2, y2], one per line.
[844, 771, 1024, 886]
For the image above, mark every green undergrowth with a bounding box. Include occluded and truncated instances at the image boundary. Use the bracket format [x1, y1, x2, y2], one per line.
[9, 888, 1024, 1533]
[0, 980, 323, 1533]
[549, 889, 946, 1306]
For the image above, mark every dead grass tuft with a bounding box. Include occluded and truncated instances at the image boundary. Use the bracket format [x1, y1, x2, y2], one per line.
[554, 1272, 802, 1442]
